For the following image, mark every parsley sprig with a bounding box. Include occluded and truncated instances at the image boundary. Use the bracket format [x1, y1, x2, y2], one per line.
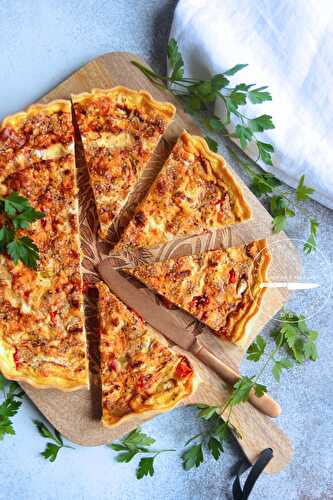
[0, 192, 44, 269]
[109, 428, 176, 479]
[183, 310, 318, 470]
[181, 405, 234, 470]
[34, 419, 73, 462]
[132, 39, 318, 253]
[133, 41, 274, 165]
[228, 149, 319, 253]
[0, 374, 24, 440]
[227, 310, 318, 414]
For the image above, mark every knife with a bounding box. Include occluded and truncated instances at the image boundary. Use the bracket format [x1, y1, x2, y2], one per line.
[97, 259, 281, 418]
[260, 282, 320, 290]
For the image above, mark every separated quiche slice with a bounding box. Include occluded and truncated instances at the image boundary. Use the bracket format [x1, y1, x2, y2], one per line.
[97, 282, 197, 427]
[72, 87, 176, 239]
[115, 131, 252, 253]
[0, 100, 89, 390]
[127, 240, 271, 344]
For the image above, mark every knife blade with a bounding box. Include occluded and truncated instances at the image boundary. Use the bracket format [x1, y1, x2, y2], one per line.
[260, 282, 320, 290]
[97, 258, 281, 418]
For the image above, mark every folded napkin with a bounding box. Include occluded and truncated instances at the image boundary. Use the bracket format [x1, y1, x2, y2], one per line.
[170, 0, 333, 209]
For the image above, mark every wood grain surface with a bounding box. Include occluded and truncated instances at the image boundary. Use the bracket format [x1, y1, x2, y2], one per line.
[20, 52, 300, 474]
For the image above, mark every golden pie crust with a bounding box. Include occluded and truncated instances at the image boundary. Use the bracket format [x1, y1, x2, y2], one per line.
[127, 240, 271, 344]
[97, 282, 198, 427]
[115, 130, 252, 252]
[72, 87, 176, 239]
[0, 100, 89, 390]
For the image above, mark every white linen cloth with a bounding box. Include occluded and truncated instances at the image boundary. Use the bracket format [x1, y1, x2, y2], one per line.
[170, 0, 333, 209]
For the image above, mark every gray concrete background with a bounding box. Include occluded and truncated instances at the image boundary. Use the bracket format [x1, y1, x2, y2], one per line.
[0, 1, 332, 499]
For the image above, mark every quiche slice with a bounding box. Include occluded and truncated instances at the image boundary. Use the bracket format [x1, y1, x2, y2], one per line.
[115, 131, 251, 253]
[127, 240, 271, 344]
[72, 87, 176, 239]
[0, 100, 89, 390]
[97, 282, 197, 427]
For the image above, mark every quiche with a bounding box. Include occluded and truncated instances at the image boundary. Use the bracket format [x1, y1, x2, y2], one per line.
[0, 100, 89, 390]
[115, 131, 251, 253]
[72, 87, 176, 239]
[127, 240, 271, 344]
[97, 282, 197, 427]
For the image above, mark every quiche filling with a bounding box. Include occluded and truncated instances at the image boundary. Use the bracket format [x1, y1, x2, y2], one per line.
[115, 131, 252, 252]
[72, 87, 176, 239]
[97, 282, 196, 426]
[127, 240, 271, 343]
[0, 101, 89, 390]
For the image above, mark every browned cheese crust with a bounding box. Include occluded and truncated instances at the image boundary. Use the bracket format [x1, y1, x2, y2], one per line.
[72, 87, 176, 239]
[127, 240, 271, 344]
[115, 131, 252, 252]
[97, 282, 197, 427]
[0, 100, 89, 390]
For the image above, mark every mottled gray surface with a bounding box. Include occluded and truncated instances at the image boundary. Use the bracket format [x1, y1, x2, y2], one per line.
[0, 1, 332, 499]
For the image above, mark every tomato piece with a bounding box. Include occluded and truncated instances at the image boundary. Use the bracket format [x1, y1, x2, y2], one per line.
[191, 295, 209, 307]
[229, 268, 237, 284]
[176, 357, 193, 378]
[49, 311, 57, 323]
[13, 348, 20, 369]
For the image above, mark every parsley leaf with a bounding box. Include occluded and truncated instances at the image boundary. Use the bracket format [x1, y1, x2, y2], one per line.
[196, 404, 219, 420]
[304, 218, 319, 254]
[256, 140, 274, 165]
[224, 63, 248, 76]
[270, 194, 295, 233]
[204, 136, 218, 152]
[272, 214, 288, 233]
[250, 172, 280, 196]
[109, 428, 175, 479]
[12, 207, 44, 229]
[167, 39, 184, 81]
[247, 335, 266, 361]
[0, 225, 14, 250]
[136, 457, 155, 479]
[229, 91, 247, 107]
[296, 175, 315, 201]
[229, 376, 256, 406]
[1, 192, 30, 217]
[207, 437, 223, 460]
[206, 115, 224, 131]
[41, 443, 62, 463]
[7, 237, 40, 270]
[116, 449, 140, 463]
[272, 359, 293, 382]
[248, 86, 272, 104]
[34, 419, 72, 462]
[0, 374, 7, 391]
[182, 444, 204, 470]
[211, 74, 229, 90]
[271, 311, 319, 364]
[0, 379, 24, 441]
[0, 192, 44, 268]
[235, 125, 253, 149]
[250, 115, 275, 132]
[122, 428, 155, 449]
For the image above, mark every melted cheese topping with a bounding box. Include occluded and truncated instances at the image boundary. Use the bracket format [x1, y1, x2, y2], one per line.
[0, 101, 89, 390]
[115, 131, 252, 252]
[97, 282, 196, 427]
[72, 87, 176, 239]
[128, 240, 271, 343]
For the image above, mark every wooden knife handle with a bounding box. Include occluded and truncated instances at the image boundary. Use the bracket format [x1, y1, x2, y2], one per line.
[195, 345, 281, 418]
